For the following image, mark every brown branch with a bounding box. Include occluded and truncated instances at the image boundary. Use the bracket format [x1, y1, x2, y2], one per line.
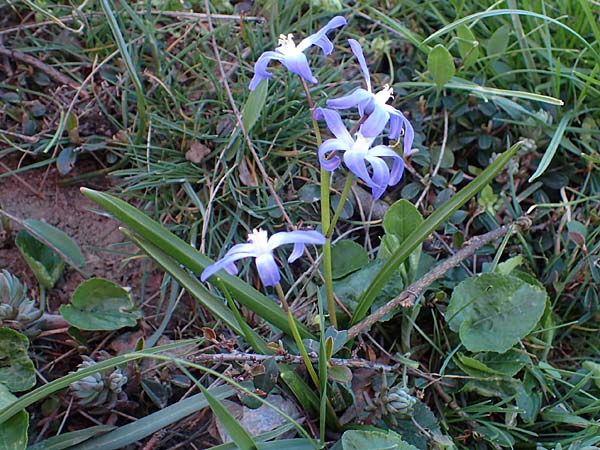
[189, 351, 407, 372]
[0, 47, 81, 92]
[348, 216, 533, 340]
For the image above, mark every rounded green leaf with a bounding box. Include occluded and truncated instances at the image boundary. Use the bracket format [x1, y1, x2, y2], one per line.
[330, 240, 369, 279]
[0, 384, 28, 450]
[383, 199, 424, 243]
[457, 24, 480, 69]
[0, 328, 36, 392]
[447, 273, 546, 353]
[427, 44, 455, 91]
[15, 230, 65, 289]
[59, 278, 142, 331]
[341, 429, 418, 450]
[23, 219, 85, 268]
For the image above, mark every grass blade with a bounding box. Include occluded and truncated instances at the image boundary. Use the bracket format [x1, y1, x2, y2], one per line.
[529, 112, 573, 182]
[350, 142, 523, 326]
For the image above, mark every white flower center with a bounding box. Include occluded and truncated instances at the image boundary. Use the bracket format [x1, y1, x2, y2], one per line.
[248, 229, 271, 254]
[374, 84, 394, 105]
[351, 133, 375, 153]
[277, 33, 301, 57]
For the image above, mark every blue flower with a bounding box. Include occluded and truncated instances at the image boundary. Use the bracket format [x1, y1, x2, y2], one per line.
[326, 39, 414, 154]
[315, 108, 405, 200]
[249, 16, 347, 91]
[201, 229, 326, 287]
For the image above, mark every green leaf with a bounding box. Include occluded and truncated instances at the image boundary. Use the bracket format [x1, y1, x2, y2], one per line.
[341, 429, 418, 450]
[328, 365, 352, 384]
[329, 240, 369, 279]
[428, 44, 455, 91]
[447, 273, 546, 353]
[80, 188, 312, 340]
[27, 425, 115, 450]
[243, 78, 268, 131]
[15, 230, 65, 289]
[350, 142, 522, 327]
[0, 385, 28, 450]
[494, 255, 523, 275]
[456, 25, 479, 69]
[0, 328, 36, 392]
[486, 24, 510, 57]
[22, 219, 85, 268]
[383, 199, 424, 242]
[59, 278, 142, 330]
[199, 384, 257, 450]
[528, 112, 573, 181]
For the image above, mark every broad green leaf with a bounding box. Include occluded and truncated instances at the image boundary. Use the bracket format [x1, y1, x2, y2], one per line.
[494, 255, 523, 275]
[15, 230, 65, 289]
[27, 425, 115, 450]
[447, 273, 546, 353]
[0, 328, 36, 392]
[486, 24, 510, 57]
[529, 112, 573, 181]
[427, 44, 455, 91]
[341, 429, 418, 450]
[243, 78, 268, 131]
[328, 365, 352, 384]
[480, 349, 531, 377]
[199, 384, 257, 450]
[80, 188, 311, 339]
[0, 385, 28, 450]
[329, 240, 368, 279]
[23, 219, 85, 268]
[60, 278, 141, 330]
[350, 142, 522, 327]
[456, 25, 479, 68]
[383, 199, 424, 242]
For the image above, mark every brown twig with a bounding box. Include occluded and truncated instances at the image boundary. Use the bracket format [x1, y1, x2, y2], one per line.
[347, 216, 533, 340]
[189, 351, 408, 372]
[0, 47, 81, 92]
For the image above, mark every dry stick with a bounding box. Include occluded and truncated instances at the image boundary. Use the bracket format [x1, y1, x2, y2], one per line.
[189, 351, 407, 372]
[0, 47, 82, 93]
[348, 216, 533, 340]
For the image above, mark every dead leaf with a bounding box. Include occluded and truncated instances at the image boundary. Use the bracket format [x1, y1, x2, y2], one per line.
[238, 158, 257, 186]
[186, 141, 211, 163]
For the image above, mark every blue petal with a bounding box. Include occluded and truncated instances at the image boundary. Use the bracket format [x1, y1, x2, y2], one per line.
[344, 150, 371, 185]
[348, 39, 371, 92]
[360, 104, 390, 138]
[255, 254, 280, 287]
[288, 243, 305, 263]
[386, 106, 414, 153]
[314, 108, 353, 144]
[326, 89, 373, 112]
[282, 52, 317, 84]
[249, 51, 283, 91]
[201, 243, 259, 282]
[269, 230, 326, 250]
[297, 16, 347, 54]
[365, 156, 390, 199]
[319, 138, 349, 171]
[370, 145, 405, 186]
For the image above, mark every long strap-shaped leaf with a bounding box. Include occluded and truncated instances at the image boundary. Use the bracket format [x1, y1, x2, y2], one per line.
[81, 188, 313, 339]
[350, 142, 522, 326]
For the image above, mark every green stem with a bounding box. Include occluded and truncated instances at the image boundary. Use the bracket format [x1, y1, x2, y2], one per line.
[326, 174, 354, 239]
[275, 284, 320, 388]
[300, 78, 337, 329]
[39, 286, 46, 313]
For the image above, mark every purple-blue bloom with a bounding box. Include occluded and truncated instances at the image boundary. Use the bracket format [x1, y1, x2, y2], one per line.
[248, 16, 347, 91]
[201, 229, 326, 287]
[315, 108, 405, 200]
[326, 39, 414, 154]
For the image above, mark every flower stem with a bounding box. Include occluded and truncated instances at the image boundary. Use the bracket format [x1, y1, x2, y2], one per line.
[275, 283, 320, 388]
[326, 174, 354, 239]
[300, 78, 338, 329]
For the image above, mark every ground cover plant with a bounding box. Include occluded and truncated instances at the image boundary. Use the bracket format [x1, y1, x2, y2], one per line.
[1, 0, 599, 449]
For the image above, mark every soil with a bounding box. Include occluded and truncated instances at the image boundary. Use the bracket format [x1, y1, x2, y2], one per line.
[0, 153, 145, 312]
